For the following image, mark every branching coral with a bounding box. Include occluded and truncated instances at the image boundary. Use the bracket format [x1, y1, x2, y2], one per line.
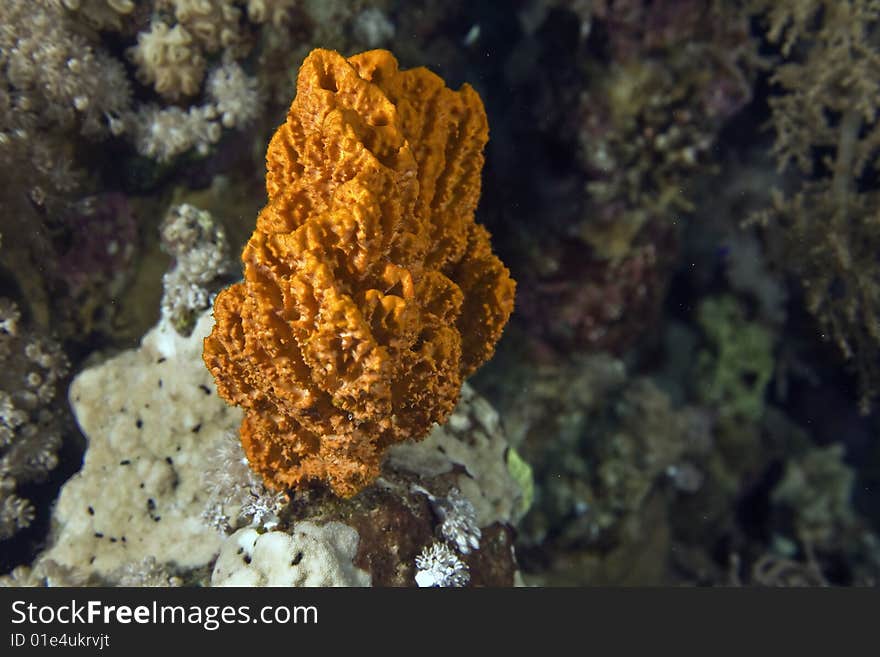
[204, 48, 515, 498]
[1, 0, 132, 139]
[751, 0, 880, 411]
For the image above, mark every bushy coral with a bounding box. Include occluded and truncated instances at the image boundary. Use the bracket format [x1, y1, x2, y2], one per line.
[0, 0, 132, 138]
[204, 48, 515, 498]
[751, 0, 880, 411]
[125, 60, 260, 163]
[0, 299, 69, 541]
[414, 486, 481, 555]
[202, 430, 287, 533]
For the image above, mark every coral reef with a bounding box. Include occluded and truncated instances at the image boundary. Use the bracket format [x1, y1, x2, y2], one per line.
[159, 203, 232, 335]
[1, 0, 132, 139]
[3, 0, 880, 591]
[0, 0, 398, 353]
[204, 48, 515, 498]
[28, 306, 524, 586]
[751, 0, 880, 412]
[482, 347, 710, 554]
[0, 299, 69, 542]
[574, 0, 752, 260]
[506, 0, 754, 356]
[518, 230, 674, 351]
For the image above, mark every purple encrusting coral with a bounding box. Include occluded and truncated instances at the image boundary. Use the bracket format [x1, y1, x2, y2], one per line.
[56, 193, 137, 299]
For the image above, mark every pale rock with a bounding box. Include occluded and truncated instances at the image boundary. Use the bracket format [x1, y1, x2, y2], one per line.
[41, 310, 240, 576]
[211, 522, 370, 587]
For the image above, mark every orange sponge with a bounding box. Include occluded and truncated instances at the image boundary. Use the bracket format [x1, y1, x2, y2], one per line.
[203, 49, 514, 498]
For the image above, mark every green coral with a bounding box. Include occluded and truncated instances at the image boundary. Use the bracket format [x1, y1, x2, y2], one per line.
[506, 447, 534, 521]
[696, 296, 774, 421]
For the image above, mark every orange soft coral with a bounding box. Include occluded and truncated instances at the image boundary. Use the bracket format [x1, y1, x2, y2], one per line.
[203, 48, 515, 498]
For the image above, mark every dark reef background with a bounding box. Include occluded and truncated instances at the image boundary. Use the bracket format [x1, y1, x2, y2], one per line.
[1, 0, 879, 585]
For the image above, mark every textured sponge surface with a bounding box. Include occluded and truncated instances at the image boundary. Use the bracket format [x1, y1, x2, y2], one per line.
[204, 48, 514, 498]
